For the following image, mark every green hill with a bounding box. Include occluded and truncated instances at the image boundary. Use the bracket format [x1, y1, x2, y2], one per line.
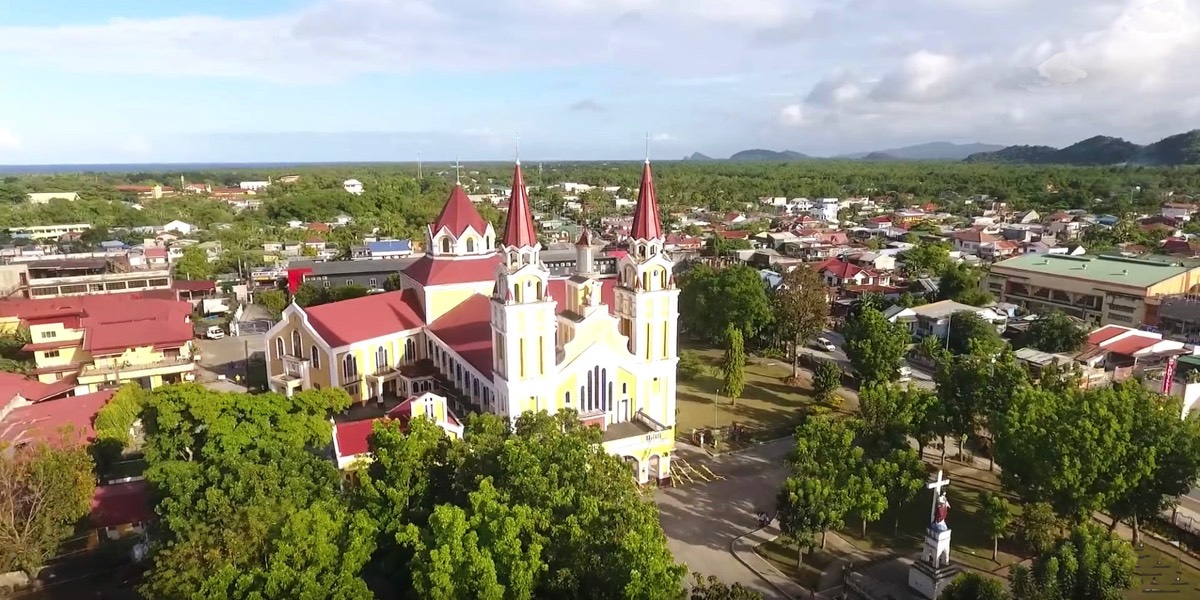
[964, 130, 1200, 166]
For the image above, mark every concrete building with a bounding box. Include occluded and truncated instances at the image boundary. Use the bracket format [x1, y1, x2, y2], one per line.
[343, 179, 364, 195]
[886, 299, 1006, 341]
[7, 224, 92, 240]
[15, 257, 173, 299]
[267, 159, 679, 484]
[0, 295, 197, 393]
[26, 192, 80, 204]
[0, 264, 30, 300]
[987, 254, 1200, 327]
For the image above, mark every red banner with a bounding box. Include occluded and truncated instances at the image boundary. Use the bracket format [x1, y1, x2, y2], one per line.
[1162, 355, 1178, 395]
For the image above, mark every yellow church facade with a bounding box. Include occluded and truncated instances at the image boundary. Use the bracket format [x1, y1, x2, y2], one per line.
[265, 159, 679, 484]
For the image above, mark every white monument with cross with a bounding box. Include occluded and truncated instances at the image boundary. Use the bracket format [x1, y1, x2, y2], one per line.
[908, 469, 959, 599]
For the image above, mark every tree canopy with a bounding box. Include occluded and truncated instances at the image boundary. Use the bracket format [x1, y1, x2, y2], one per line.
[678, 264, 773, 344]
[1024, 311, 1087, 353]
[843, 307, 910, 385]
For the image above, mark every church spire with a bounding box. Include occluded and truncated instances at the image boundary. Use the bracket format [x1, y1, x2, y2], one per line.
[629, 159, 664, 241]
[500, 160, 538, 249]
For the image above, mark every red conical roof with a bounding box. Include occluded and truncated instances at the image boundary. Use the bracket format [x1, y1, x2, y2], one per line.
[630, 160, 664, 241]
[501, 162, 538, 248]
[575, 228, 593, 247]
[431, 185, 490, 238]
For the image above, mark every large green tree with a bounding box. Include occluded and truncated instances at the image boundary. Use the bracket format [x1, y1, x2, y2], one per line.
[172, 246, 216, 280]
[1024, 311, 1087, 353]
[938, 263, 992, 306]
[934, 346, 1028, 467]
[770, 266, 829, 378]
[898, 241, 952, 279]
[979, 491, 1013, 561]
[1105, 393, 1200, 543]
[678, 264, 773, 344]
[140, 385, 371, 599]
[722, 326, 746, 405]
[943, 310, 1003, 356]
[777, 416, 865, 559]
[843, 307, 909, 385]
[941, 572, 1010, 600]
[995, 381, 1153, 521]
[357, 411, 687, 599]
[811, 359, 841, 404]
[1010, 523, 1135, 600]
[0, 437, 95, 577]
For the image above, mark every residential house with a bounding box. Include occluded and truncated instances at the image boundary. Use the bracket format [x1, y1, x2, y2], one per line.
[307, 222, 331, 234]
[183, 182, 211, 194]
[887, 299, 1006, 341]
[845, 251, 896, 272]
[1162, 203, 1197, 222]
[361, 239, 414, 259]
[979, 240, 1021, 261]
[812, 198, 840, 223]
[343, 179, 364, 195]
[815, 258, 890, 289]
[949, 228, 1000, 254]
[161, 220, 195, 235]
[8, 224, 92, 241]
[239, 181, 271, 192]
[0, 295, 197, 393]
[332, 214, 354, 227]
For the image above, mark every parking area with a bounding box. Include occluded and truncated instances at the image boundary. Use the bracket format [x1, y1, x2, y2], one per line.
[195, 305, 271, 389]
[236, 319, 272, 335]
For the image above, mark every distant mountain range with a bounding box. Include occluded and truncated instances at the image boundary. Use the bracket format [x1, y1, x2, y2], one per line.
[686, 142, 1007, 162]
[963, 130, 1200, 166]
[838, 142, 1006, 161]
[727, 149, 813, 161]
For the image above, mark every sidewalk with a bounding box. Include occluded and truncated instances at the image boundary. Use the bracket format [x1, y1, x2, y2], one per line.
[729, 523, 883, 600]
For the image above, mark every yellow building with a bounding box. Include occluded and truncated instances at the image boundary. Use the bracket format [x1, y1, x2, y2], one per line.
[988, 254, 1200, 327]
[0, 295, 198, 394]
[266, 160, 680, 484]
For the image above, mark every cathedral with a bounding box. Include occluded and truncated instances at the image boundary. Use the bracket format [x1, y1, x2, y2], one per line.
[265, 157, 680, 484]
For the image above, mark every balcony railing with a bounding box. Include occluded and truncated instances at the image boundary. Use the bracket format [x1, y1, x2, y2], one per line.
[80, 356, 195, 378]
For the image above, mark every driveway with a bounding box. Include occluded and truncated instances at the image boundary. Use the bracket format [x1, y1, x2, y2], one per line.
[656, 438, 793, 599]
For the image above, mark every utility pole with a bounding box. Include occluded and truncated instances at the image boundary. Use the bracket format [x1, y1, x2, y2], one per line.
[417, 151, 422, 180]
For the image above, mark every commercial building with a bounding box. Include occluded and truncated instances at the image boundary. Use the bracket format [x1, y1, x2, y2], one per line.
[7, 223, 92, 240]
[987, 254, 1200, 327]
[0, 294, 198, 393]
[13, 257, 173, 299]
[266, 159, 679, 484]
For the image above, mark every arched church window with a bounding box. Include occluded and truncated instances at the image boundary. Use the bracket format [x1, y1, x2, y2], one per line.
[291, 330, 302, 357]
[535, 280, 543, 300]
[466, 238, 475, 252]
[486, 236, 492, 249]
[440, 237, 451, 253]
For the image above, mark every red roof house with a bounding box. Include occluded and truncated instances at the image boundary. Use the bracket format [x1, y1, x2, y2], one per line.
[0, 389, 116, 447]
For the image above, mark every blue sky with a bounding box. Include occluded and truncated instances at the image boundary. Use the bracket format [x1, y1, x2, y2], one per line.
[0, 0, 1197, 163]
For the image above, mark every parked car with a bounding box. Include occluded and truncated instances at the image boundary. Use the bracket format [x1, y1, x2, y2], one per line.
[814, 337, 836, 352]
[205, 325, 225, 340]
[897, 366, 913, 382]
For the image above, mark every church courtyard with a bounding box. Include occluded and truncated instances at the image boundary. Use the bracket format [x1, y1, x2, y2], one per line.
[674, 345, 841, 449]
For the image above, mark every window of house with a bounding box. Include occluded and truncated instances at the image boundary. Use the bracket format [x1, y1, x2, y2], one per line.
[405, 338, 416, 363]
[291, 330, 302, 357]
[44, 350, 60, 359]
[369, 278, 377, 287]
[343, 355, 358, 380]
[275, 337, 285, 359]
[311, 346, 320, 369]
[466, 238, 475, 252]
[376, 346, 388, 370]
[441, 237, 451, 253]
[346, 279, 353, 286]
[39, 330, 57, 339]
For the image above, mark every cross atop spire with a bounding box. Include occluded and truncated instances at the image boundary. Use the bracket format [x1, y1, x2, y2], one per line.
[515, 133, 521, 165]
[453, 156, 462, 185]
[644, 131, 651, 164]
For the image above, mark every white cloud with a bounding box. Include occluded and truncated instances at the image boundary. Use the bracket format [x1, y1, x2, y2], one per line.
[0, 128, 20, 151]
[652, 132, 674, 141]
[784, 0, 1200, 147]
[0, 0, 1196, 156]
[779, 104, 806, 126]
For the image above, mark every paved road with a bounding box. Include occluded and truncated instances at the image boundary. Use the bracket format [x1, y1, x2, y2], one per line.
[656, 439, 792, 599]
[799, 329, 936, 392]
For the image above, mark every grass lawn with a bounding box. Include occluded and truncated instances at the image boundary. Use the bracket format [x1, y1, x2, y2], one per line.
[754, 537, 841, 590]
[1126, 543, 1200, 600]
[675, 345, 837, 446]
[837, 477, 1024, 573]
